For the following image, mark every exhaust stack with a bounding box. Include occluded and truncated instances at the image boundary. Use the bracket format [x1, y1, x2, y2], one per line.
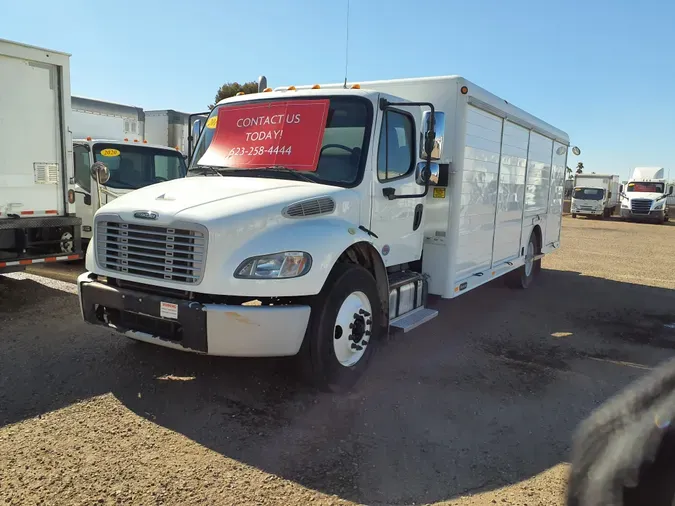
[257, 75, 267, 93]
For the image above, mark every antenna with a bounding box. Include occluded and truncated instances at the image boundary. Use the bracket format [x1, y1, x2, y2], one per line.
[343, 0, 350, 89]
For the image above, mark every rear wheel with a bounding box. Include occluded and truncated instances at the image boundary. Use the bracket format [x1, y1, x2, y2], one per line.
[506, 232, 540, 289]
[298, 264, 382, 392]
[572, 214, 577, 219]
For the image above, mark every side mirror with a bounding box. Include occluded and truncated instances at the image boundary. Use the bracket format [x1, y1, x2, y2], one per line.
[415, 162, 440, 186]
[669, 187, 673, 195]
[90, 162, 110, 185]
[192, 119, 202, 141]
[572, 146, 581, 156]
[84, 194, 92, 206]
[420, 111, 445, 160]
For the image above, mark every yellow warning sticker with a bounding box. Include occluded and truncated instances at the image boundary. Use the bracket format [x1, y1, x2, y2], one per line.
[100, 148, 120, 157]
[206, 116, 218, 129]
[433, 188, 446, 199]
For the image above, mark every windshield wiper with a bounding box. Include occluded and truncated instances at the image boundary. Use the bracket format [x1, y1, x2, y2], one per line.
[254, 165, 316, 184]
[189, 165, 225, 177]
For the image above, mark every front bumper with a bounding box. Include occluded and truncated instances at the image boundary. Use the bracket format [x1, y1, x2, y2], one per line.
[573, 208, 603, 216]
[620, 208, 665, 221]
[77, 273, 311, 357]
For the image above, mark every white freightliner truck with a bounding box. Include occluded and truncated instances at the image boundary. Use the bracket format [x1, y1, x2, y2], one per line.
[620, 167, 672, 223]
[571, 173, 620, 219]
[69, 139, 187, 247]
[0, 39, 82, 274]
[69, 97, 189, 248]
[78, 76, 577, 390]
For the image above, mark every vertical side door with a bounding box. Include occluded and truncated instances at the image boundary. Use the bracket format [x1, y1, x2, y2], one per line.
[369, 96, 426, 267]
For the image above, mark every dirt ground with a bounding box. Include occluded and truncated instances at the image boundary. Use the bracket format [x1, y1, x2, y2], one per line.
[2, 216, 675, 506]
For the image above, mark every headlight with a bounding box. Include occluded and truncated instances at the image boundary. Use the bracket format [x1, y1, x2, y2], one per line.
[653, 200, 665, 210]
[234, 251, 312, 279]
[621, 201, 629, 208]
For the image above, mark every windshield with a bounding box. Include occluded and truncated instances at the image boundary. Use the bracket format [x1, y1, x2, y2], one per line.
[626, 181, 664, 193]
[573, 187, 604, 200]
[189, 96, 372, 187]
[93, 143, 187, 190]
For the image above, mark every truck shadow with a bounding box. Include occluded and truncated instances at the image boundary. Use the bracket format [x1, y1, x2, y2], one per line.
[2, 270, 675, 504]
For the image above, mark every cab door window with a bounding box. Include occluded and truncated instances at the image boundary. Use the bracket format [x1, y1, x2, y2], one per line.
[73, 144, 91, 193]
[377, 110, 415, 181]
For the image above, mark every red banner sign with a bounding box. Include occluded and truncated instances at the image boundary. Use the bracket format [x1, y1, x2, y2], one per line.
[198, 99, 330, 171]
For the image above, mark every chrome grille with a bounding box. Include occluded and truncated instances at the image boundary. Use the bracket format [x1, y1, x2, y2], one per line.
[283, 197, 336, 218]
[96, 220, 206, 284]
[630, 199, 652, 214]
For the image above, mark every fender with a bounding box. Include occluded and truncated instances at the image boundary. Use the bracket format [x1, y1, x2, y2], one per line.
[224, 217, 378, 298]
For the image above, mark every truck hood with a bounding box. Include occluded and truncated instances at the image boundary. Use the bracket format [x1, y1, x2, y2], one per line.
[95, 176, 357, 225]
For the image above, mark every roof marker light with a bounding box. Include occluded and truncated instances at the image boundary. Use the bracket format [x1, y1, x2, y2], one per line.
[351, 84, 361, 89]
[312, 84, 321, 89]
[288, 86, 296, 91]
[263, 88, 273, 92]
[236, 91, 245, 96]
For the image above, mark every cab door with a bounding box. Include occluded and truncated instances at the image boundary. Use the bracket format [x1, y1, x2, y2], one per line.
[72, 144, 94, 240]
[369, 95, 426, 267]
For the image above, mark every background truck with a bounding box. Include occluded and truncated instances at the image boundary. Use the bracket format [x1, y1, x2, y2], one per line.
[70, 139, 188, 247]
[145, 109, 192, 154]
[78, 75, 578, 391]
[620, 167, 672, 223]
[571, 173, 620, 219]
[0, 39, 81, 274]
[71, 96, 145, 142]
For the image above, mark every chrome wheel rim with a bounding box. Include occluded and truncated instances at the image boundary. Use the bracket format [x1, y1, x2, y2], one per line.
[524, 240, 535, 277]
[333, 291, 372, 367]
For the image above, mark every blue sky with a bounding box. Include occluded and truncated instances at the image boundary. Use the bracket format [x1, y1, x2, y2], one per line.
[3, 0, 674, 180]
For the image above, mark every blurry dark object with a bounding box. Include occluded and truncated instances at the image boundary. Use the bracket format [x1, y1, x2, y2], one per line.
[567, 356, 675, 506]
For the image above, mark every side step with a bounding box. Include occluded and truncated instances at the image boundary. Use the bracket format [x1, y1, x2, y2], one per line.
[390, 306, 439, 333]
[387, 269, 438, 333]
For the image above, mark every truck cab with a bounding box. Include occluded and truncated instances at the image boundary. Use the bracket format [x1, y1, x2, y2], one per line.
[570, 174, 619, 219]
[77, 76, 575, 391]
[70, 139, 187, 246]
[620, 167, 672, 223]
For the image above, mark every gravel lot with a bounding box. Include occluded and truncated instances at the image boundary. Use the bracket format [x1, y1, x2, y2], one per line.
[2, 216, 675, 506]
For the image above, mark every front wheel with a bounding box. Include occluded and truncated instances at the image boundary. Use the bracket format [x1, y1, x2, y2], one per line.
[572, 214, 577, 219]
[506, 232, 540, 289]
[298, 264, 383, 392]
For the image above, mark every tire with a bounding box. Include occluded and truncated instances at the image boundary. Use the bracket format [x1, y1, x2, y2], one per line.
[506, 232, 540, 289]
[572, 214, 577, 219]
[297, 263, 382, 393]
[603, 208, 610, 219]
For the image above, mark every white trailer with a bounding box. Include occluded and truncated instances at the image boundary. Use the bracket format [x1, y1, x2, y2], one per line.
[78, 75, 576, 391]
[571, 173, 620, 219]
[145, 110, 191, 154]
[71, 96, 144, 142]
[0, 39, 82, 274]
[620, 167, 672, 223]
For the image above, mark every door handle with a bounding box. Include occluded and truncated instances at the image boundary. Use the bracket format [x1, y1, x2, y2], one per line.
[413, 204, 424, 231]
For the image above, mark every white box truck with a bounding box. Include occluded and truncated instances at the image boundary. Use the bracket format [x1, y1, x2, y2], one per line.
[71, 96, 145, 142]
[69, 96, 188, 248]
[0, 39, 82, 274]
[571, 173, 620, 219]
[77, 75, 577, 391]
[69, 139, 188, 246]
[145, 109, 191, 153]
[620, 167, 672, 223]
